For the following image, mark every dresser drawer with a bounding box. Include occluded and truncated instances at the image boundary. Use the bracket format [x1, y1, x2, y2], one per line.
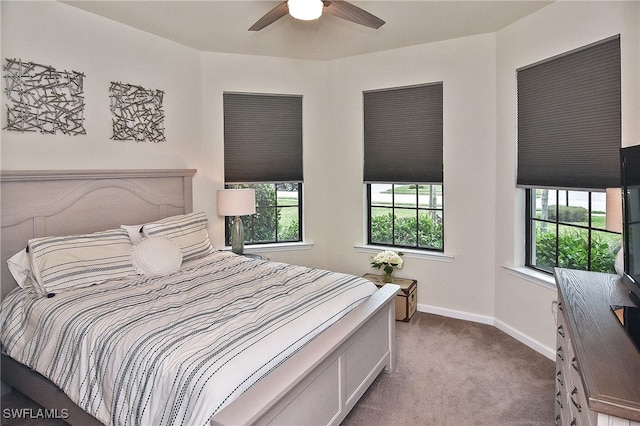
[568, 357, 595, 426]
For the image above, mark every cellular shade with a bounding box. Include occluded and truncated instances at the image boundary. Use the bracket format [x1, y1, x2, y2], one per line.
[224, 93, 303, 183]
[517, 36, 621, 190]
[364, 83, 443, 183]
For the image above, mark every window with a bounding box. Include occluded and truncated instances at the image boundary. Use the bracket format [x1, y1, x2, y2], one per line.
[526, 188, 621, 273]
[368, 183, 443, 250]
[517, 36, 621, 274]
[224, 183, 301, 245]
[223, 92, 303, 245]
[363, 83, 444, 251]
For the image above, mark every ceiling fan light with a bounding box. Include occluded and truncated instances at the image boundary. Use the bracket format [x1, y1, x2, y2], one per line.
[287, 0, 323, 21]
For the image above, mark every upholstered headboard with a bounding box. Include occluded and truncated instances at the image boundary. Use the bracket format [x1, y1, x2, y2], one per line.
[0, 169, 196, 298]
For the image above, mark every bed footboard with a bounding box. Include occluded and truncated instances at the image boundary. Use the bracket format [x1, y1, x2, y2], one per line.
[210, 283, 400, 426]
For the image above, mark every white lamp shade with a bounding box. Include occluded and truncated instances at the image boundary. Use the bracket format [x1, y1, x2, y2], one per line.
[217, 189, 256, 217]
[287, 0, 323, 20]
[606, 187, 623, 233]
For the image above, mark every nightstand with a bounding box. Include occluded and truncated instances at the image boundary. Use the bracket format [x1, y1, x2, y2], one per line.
[362, 273, 417, 321]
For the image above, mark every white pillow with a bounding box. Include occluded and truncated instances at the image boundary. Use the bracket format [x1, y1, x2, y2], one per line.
[121, 224, 145, 245]
[28, 228, 137, 295]
[131, 237, 183, 276]
[142, 212, 214, 262]
[7, 248, 34, 289]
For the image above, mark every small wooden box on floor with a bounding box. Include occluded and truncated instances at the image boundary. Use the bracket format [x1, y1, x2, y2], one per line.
[363, 273, 417, 321]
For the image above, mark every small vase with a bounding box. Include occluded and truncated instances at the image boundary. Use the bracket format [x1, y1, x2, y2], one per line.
[382, 270, 393, 283]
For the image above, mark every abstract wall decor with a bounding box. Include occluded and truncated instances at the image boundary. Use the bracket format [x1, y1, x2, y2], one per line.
[3, 58, 86, 135]
[109, 82, 166, 143]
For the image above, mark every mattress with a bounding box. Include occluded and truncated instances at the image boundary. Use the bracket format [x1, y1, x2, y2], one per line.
[0, 251, 376, 426]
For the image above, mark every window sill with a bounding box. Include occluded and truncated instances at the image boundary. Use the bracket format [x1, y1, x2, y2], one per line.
[354, 244, 454, 263]
[220, 241, 314, 254]
[502, 265, 557, 290]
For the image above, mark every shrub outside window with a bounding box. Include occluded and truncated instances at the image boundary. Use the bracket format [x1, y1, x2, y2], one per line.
[526, 188, 621, 274]
[225, 182, 302, 245]
[368, 183, 443, 251]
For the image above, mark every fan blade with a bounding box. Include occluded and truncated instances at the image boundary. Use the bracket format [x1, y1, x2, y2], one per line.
[323, 1, 385, 29]
[249, 1, 289, 31]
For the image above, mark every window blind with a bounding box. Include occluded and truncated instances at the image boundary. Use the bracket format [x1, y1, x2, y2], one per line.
[224, 92, 303, 183]
[517, 35, 621, 190]
[363, 82, 443, 183]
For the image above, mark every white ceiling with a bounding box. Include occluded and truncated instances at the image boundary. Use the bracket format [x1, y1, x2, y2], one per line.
[62, 0, 552, 60]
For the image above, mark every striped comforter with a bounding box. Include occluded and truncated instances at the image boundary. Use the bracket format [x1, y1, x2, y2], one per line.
[0, 251, 376, 426]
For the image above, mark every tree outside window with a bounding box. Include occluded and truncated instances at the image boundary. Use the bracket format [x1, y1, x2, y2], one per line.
[368, 183, 443, 251]
[526, 188, 621, 273]
[225, 183, 301, 245]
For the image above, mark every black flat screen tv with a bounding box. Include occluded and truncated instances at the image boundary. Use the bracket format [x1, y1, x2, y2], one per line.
[621, 144, 640, 307]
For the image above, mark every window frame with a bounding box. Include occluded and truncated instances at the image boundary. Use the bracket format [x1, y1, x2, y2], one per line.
[366, 182, 444, 252]
[363, 82, 444, 253]
[525, 187, 621, 274]
[224, 182, 303, 246]
[516, 36, 621, 275]
[223, 91, 304, 248]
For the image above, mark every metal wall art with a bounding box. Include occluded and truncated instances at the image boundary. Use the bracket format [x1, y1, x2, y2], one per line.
[109, 81, 165, 143]
[3, 58, 86, 135]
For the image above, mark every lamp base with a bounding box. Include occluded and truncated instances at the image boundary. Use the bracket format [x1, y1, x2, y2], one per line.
[231, 216, 245, 255]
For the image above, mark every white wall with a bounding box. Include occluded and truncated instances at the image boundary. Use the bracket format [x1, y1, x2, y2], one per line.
[494, 1, 640, 356]
[325, 34, 498, 321]
[198, 52, 331, 268]
[0, 0, 204, 202]
[2, 1, 639, 359]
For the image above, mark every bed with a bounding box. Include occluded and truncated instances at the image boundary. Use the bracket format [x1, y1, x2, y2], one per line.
[0, 169, 399, 426]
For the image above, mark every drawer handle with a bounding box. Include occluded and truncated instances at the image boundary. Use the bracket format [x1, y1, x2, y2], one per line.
[556, 370, 564, 386]
[557, 324, 565, 338]
[556, 346, 564, 361]
[555, 391, 563, 409]
[570, 418, 577, 426]
[555, 414, 561, 426]
[571, 357, 579, 373]
[570, 387, 582, 412]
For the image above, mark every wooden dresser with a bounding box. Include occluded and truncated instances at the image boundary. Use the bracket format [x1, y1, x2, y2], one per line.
[554, 268, 640, 426]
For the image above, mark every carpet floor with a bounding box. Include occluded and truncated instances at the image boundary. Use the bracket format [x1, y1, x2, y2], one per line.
[1, 312, 555, 426]
[342, 312, 555, 426]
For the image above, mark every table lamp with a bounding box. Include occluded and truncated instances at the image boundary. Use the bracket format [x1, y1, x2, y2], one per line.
[217, 188, 256, 255]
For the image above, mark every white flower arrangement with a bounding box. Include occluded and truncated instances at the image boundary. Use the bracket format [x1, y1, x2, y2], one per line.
[371, 250, 404, 277]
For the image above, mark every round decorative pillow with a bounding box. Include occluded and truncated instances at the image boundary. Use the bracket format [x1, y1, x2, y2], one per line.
[131, 236, 183, 276]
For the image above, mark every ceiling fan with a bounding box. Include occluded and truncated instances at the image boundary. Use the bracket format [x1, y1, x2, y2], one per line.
[249, 0, 385, 31]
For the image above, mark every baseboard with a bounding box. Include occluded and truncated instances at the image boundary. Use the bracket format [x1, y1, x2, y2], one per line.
[418, 303, 495, 325]
[417, 304, 556, 361]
